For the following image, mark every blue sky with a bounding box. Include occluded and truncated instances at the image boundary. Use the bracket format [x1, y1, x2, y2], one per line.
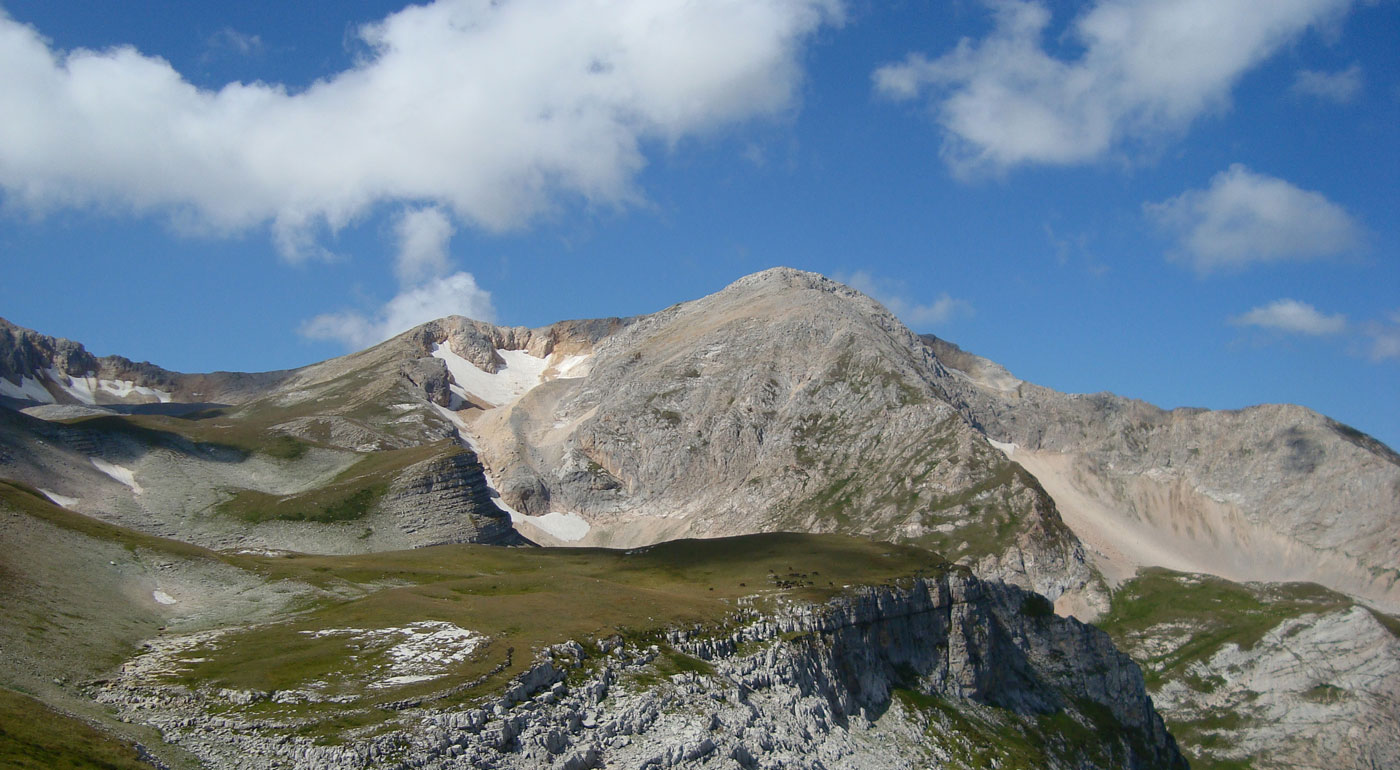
[1, 0, 1396, 447]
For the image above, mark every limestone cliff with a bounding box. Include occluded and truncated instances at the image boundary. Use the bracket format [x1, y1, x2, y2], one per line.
[96, 570, 1185, 770]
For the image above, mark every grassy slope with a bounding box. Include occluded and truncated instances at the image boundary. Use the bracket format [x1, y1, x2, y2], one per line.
[65, 405, 464, 526]
[1, 483, 952, 751]
[1096, 568, 1400, 770]
[215, 440, 459, 524]
[0, 481, 244, 769]
[183, 534, 947, 703]
[0, 687, 150, 770]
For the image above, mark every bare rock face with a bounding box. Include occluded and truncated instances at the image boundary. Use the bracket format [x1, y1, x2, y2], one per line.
[0, 315, 291, 407]
[921, 334, 1400, 611]
[376, 449, 525, 547]
[466, 269, 1097, 603]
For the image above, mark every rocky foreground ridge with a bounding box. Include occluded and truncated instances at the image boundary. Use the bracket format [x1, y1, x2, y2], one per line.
[95, 570, 1184, 770]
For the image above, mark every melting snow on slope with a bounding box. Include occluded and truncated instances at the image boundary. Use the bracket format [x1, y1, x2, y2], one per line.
[38, 489, 79, 508]
[153, 590, 178, 605]
[91, 458, 144, 494]
[47, 368, 97, 404]
[551, 353, 591, 379]
[0, 375, 55, 403]
[432, 344, 551, 408]
[304, 621, 485, 688]
[431, 344, 592, 408]
[98, 379, 173, 402]
[430, 403, 594, 543]
[520, 511, 591, 542]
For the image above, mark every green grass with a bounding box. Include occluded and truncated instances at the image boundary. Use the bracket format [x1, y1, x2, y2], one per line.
[215, 441, 455, 523]
[892, 689, 1130, 770]
[1096, 568, 1358, 769]
[173, 534, 949, 724]
[0, 481, 222, 563]
[1097, 568, 1351, 689]
[0, 687, 150, 770]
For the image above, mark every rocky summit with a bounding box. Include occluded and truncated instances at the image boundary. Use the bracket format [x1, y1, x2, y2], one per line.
[1, 268, 1396, 770]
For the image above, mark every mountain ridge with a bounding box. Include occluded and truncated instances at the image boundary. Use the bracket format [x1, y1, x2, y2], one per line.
[2, 266, 1397, 769]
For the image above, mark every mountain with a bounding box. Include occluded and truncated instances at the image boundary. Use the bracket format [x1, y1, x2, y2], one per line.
[922, 334, 1400, 612]
[1, 267, 1397, 769]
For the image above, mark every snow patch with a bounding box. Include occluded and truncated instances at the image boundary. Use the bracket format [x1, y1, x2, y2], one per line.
[551, 353, 592, 379]
[98, 379, 172, 402]
[432, 344, 550, 408]
[38, 488, 79, 508]
[986, 438, 1017, 456]
[0, 374, 55, 403]
[153, 590, 178, 605]
[431, 344, 591, 408]
[91, 458, 143, 494]
[46, 368, 98, 404]
[517, 511, 591, 542]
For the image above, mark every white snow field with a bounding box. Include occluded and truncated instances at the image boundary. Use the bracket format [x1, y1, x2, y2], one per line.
[91, 458, 144, 494]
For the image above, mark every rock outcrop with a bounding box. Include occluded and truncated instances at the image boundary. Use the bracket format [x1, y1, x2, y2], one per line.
[377, 449, 526, 547]
[96, 571, 1185, 770]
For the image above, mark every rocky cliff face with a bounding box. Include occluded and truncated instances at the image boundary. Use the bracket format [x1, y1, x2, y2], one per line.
[921, 334, 1400, 610]
[0, 316, 290, 407]
[464, 268, 1097, 604]
[377, 449, 525, 547]
[95, 570, 1185, 770]
[922, 334, 1400, 769]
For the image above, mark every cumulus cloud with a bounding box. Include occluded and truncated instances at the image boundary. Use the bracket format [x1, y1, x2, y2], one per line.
[841, 271, 973, 328]
[0, 0, 841, 258]
[1146, 164, 1363, 273]
[393, 207, 455, 286]
[300, 205, 494, 350]
[1230, 299, 1347, 336]
[873, 0, 1354, 173]
[1292, 64, 1363, 103]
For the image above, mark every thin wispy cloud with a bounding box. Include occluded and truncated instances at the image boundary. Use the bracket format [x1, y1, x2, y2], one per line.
[1362, 311, 1400, 362]
[873, 0, 1354, 173]
[1146, 164, 1363, 274]
[841, 271, 973, 328]
[203, 27, 265, 60]
[1230, 299, 1347, 336]
[1291, 64, 1363, 103]
[0, 0, 842, 259]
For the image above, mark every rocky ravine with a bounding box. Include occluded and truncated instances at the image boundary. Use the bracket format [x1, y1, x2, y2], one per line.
[95, 570, 1185, 770]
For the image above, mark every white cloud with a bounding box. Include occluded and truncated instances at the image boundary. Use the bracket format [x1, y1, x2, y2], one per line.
[393, 206, 455, 286]
[301, 272, 495, 350]
[1230, 299, 1347, 336]
[300, 204, 493, 350]
[1146, 164, 1363, 273]
[0, 0, 841, 258]
[841, 271, 973, 328]
[873, 0, 1354, 173]
[1292, 64, 1363, 103]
